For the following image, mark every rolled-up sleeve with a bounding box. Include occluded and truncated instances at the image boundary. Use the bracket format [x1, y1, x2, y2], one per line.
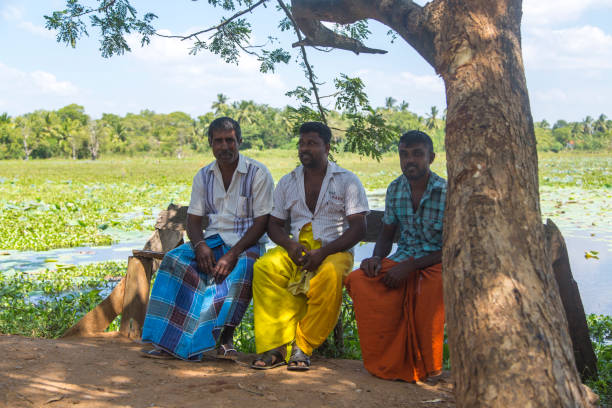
[270, 176, 289, 220]
[187, 170, 206, 216]
[252, 166, 274, 218]
[344, 173, 370, 216]
[382, 183, 398, 225]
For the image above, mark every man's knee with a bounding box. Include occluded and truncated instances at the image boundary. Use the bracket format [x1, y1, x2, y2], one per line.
[344, 268, 369, 297]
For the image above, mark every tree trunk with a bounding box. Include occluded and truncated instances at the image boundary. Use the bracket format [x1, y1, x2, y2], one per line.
[437, 1, 593, 406]
[291, 0, 597, 405]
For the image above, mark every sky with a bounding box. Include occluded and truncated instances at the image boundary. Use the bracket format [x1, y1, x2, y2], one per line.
[0, 0, 611, 123]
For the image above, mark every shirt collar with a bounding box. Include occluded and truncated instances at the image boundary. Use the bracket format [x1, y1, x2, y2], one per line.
[291, 160, 346, 179]
[401, 170, 445, 196]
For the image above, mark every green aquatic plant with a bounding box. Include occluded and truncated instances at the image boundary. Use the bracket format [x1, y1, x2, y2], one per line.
[586, 314, 612, 406]
[0, 261, 126, 338]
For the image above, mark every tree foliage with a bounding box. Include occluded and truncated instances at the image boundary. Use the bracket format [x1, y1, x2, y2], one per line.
[43, 0, 405, 159]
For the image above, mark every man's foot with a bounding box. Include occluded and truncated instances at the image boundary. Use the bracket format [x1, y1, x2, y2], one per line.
[216, 343, 239, 360]
[287, 343, 311, 371]
[424, 370, 445, 385]
[251, 347, 287, 370]
[140, 347, 174, 360]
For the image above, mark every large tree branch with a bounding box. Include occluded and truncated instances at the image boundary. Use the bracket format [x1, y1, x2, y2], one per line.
[292, 18, 387, 54]
[290, 0, 438, 67]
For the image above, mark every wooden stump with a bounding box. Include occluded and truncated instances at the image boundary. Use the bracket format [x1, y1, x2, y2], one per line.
[119, 256, 153, 340]
[545, 219, 598, 380]
[61, 278, 126, 337]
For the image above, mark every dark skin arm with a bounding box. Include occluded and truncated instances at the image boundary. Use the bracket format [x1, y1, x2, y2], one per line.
[360, 223, 397, 277]
[268, 213, 367, 272]
[268, 215, 308, 266]
[380, 250, 442, 289]
[187, 213, 269, 283]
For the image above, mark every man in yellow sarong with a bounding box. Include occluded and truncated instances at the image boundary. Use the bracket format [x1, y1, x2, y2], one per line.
[251, 122, 369, 371]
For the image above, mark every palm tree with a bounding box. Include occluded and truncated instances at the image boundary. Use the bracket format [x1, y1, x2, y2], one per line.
[582, 116, 594, 135]
[399, 101, 409, 112]
[233, 100, 256, 125]
[211, 93, 229, 115]
[384, 97, 397, 110]
[426, 106, 439, 130]
[594, 114, 608, 133]
[0, 112, 10, 124]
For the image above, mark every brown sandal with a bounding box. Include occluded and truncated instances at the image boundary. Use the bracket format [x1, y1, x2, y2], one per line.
[250, 349, 286, 370]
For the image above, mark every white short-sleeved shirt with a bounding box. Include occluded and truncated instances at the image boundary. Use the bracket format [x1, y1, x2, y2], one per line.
[187, 154, 274, 246]
[271, 161, 369, 247]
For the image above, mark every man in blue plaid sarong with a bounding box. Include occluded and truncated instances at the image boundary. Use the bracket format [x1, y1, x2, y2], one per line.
[141, 117, 274, 361]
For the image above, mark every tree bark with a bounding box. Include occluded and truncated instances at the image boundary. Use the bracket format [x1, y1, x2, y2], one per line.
[292, 0, 595, 406]
[437, 1, 592, 405]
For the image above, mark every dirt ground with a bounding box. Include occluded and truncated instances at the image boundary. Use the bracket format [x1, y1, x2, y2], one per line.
[0, 333, 455, 408]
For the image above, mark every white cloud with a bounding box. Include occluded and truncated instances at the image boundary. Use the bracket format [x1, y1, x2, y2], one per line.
[523, 0, 612, 25]
[18, 20, 54, 38]
[1, 4, 54, 38]
[124, 30, 288, 104]
[533, 88, 568, 102]
[397, 71, 444, 92]
[0, 4, 23, 21]
[524, 25, 612, 70]
[0, 62, 78, 98]
[348, 68, 445, 114]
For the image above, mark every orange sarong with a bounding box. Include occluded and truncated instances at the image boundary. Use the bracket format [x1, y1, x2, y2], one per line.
[345, 258, 444, 382]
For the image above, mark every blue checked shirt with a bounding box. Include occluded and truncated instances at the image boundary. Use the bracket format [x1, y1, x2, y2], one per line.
[383, 171, 447, 262]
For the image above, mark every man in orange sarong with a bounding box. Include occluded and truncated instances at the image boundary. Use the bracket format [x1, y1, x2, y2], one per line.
[345, 130, 446, 383]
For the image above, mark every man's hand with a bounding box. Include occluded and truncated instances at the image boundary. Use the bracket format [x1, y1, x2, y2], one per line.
[381, 260, 416, 289]
[360, 256, 382, 277]
[213, 249, 239, 283]
[303, 248, 327, 272]
[194, 243, 215, 275]
[287, 241, 308, 266]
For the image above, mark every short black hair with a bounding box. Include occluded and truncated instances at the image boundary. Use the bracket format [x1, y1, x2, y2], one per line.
[208, 117, 241, 143]
[299, 121, 331, 145]
[399, 130, 434, 153]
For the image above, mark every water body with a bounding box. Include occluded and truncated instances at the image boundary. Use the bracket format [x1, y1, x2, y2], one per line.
[1, 191, 610, 315]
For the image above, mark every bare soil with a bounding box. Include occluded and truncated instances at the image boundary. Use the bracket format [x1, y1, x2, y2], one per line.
[0, 333, 455, 408]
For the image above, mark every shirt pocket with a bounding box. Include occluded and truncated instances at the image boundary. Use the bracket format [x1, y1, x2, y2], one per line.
[326, 197, 345, 214]
[421, 217, 443, 244]
[235, 196, 252, 218]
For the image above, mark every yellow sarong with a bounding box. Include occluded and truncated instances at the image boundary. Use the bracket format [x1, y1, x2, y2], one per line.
[253, 223, 353, 356]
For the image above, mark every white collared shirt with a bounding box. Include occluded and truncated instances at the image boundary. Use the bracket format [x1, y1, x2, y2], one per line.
[188, 154, 274, 246]
[271, 161, 369, 246]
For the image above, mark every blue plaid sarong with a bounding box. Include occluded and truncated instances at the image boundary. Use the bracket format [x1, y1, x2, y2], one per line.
[141, 234, 262, 360]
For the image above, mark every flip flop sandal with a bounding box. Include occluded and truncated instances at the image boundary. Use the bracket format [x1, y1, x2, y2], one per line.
[141, 347, 174, 360]
[216, 344, 239, 360]
[250, 349, 287, 370]
[287, 344, 311, 371]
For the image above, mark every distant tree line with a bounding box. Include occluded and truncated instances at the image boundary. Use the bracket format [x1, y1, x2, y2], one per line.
[534, 115, 611, 152]
[0, 96, 608, 160]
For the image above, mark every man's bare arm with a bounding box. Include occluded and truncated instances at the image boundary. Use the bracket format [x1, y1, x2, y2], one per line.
[268, 215, 308, 266]
[360, 222, 397, 277]
[381, 250, 442, 288]
[187, 213, 214, 274]
[213, 214, 269, 282]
